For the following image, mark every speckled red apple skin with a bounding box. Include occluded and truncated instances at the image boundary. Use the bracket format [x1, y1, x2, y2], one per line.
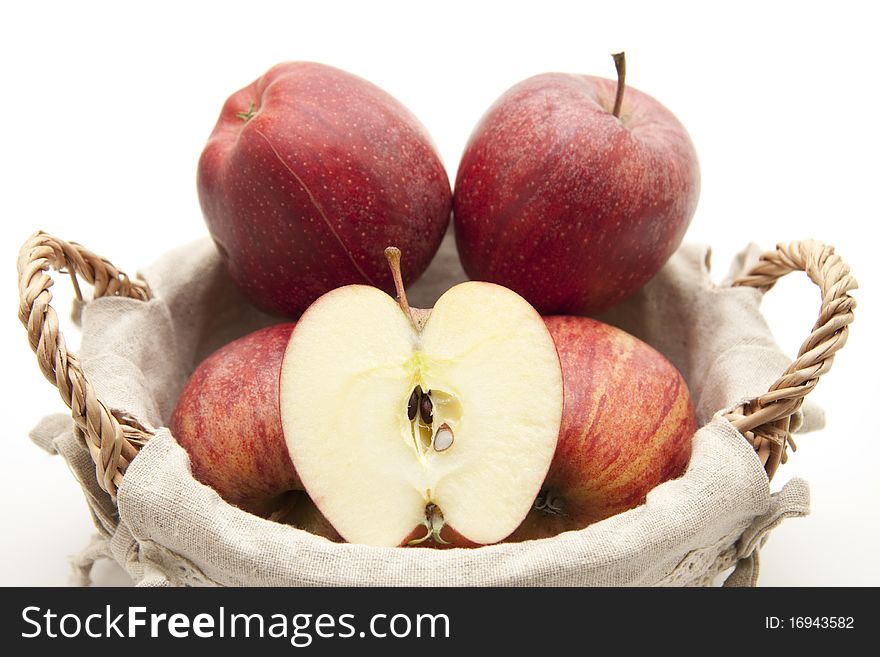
[508, 316, 695, 541]
[198, 62, 452, 317]
[454, 73, 700, 315]
[170, 323, 300, 516]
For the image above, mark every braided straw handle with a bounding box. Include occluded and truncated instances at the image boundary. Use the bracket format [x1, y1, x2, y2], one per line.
[18, 231, 153, 499]
[724, 240, 857, 480]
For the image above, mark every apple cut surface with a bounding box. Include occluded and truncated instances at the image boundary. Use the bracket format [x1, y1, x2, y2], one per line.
[279, 282, 563, 547]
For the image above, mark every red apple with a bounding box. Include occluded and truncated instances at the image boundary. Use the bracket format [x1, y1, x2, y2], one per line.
[453, 53, 700, 315]
[170, 323, 300, 516]
[507, 315, 695, 541]
[197, 62, 452, 317]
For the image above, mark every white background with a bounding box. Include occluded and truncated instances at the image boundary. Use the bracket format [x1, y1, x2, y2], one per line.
[1, 0, 877, 586]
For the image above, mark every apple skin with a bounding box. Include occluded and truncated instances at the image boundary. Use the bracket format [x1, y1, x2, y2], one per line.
[198, 62, 452, 317]
[507, 316, 695, 541]
[170, 323, 301, 516]
[453, 72, 700, 315]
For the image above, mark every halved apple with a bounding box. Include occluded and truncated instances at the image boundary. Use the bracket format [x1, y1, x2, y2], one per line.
[279, 248, 564, 547]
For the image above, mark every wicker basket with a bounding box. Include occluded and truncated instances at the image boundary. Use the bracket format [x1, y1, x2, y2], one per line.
[17, 232, 857, 586]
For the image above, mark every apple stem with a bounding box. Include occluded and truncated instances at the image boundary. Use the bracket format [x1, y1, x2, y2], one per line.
[384, 246, 417, 329]
[611, 51, 626, 118]
[407, 504, 450, 546]
[534, 488, 566, 516]
[236, 102, 257, 122]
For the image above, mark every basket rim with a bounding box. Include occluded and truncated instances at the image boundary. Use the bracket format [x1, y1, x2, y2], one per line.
[17, 231, 857, 500]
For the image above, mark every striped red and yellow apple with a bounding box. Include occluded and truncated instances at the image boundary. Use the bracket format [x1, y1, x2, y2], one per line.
[508, 316, 695, 541]
[170, 323, 301, 517]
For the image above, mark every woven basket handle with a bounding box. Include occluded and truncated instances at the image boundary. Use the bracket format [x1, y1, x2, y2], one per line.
[723, 240, 857, 480]
[17, 231, 153, 499]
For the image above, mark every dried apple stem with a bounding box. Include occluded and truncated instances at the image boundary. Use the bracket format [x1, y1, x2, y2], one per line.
[407, 504, 449, 546]
[612, 51, 626, 118]
[384, 246, 417, 329]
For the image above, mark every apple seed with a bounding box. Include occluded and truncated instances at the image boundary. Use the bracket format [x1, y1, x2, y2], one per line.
[433, 423, 454, 452]
[419, 391, 433, 425]
[407, 387, 421, 422]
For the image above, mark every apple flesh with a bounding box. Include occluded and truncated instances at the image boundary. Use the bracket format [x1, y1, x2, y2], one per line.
[198, 61, 452, 317]
[279, 251, 564, 547]
[508, 316, 695, 541]
[170, 323, 301, 516]
[453, 54, 700, 315]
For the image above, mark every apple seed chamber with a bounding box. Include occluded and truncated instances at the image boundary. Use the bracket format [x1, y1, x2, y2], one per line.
[18, 231, 856, 586]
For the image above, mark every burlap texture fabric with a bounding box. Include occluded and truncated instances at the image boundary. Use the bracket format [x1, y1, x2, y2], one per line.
[29, 231, 814, 586]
